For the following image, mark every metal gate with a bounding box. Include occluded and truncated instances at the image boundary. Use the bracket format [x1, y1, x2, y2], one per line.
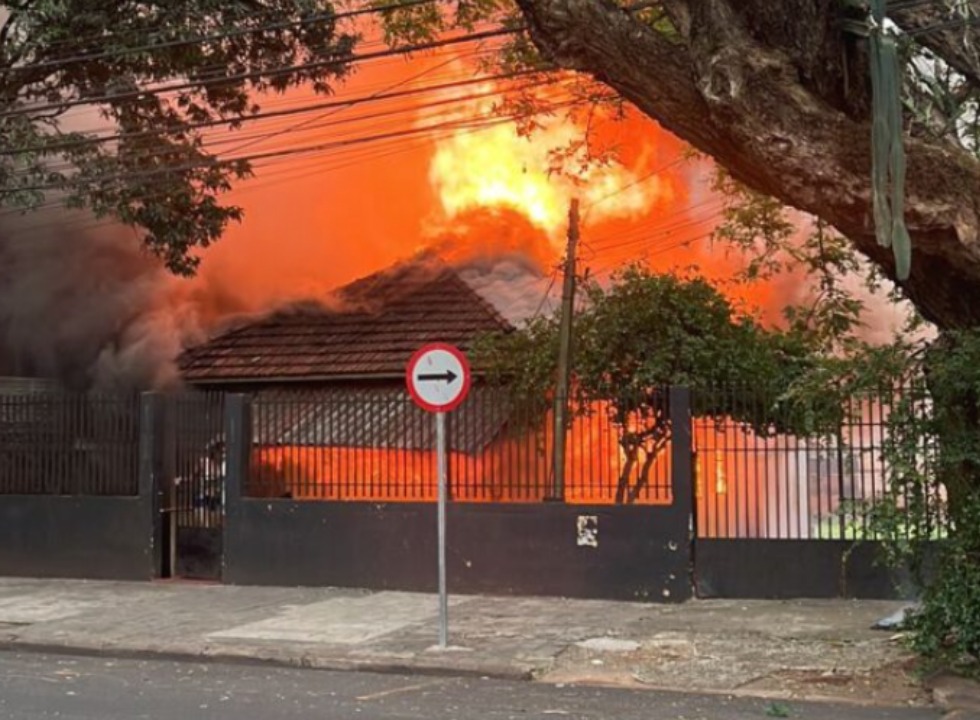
[159, 392, 225, 580]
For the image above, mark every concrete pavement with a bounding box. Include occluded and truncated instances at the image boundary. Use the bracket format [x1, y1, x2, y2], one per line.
[0, 577, 966, 712]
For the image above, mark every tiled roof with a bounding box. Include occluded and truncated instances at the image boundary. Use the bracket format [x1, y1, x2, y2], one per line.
[179, 260, 513, 384]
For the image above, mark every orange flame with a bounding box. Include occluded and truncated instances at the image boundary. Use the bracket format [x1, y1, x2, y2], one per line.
[247, 404, 673, 506]
[425, 77, 663, 243]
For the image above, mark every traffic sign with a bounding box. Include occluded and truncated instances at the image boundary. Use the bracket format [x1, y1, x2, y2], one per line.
[406, 343, 471, 413]
[405, 342, 471, 650]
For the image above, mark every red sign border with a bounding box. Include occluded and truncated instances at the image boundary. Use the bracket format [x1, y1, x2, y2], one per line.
[406, 343, 472, 413]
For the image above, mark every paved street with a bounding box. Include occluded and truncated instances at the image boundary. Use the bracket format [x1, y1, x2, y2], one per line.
[0, 651, 941, 720]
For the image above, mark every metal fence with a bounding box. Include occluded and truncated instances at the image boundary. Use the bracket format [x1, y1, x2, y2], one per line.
[0, 392, 141, 496]
[167, 392, 226, 529]
[246, 387, 672, 505]
[0, 381, 950, 531]
[692, 385, 945, 540]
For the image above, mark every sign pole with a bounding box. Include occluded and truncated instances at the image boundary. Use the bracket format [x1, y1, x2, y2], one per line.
[406, 343, 469, 650]
[435, 410, 449, 648]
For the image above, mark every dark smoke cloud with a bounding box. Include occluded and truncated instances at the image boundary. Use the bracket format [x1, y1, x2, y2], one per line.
[0, 210, 246, 391]
[0, 205, 558, 392]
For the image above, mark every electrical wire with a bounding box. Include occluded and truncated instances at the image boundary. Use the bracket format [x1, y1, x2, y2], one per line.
[0, 66, 537, 158]
[0, 26, 519, 120]
[0, 89, 598, 214]
[0, 0, 445, 76]
[0, 78, 583, 188]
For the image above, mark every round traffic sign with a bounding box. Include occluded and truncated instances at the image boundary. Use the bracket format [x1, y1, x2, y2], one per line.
[406, 343, 471, 413]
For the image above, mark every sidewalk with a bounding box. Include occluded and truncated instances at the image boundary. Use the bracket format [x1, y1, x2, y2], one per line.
[0, 577, 946, 709]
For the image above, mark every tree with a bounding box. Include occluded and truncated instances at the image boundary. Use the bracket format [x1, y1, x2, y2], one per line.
[512, 0, 980, 332]
[476, 266, 817, 503]
[0, 1, 357, 274]
[383, 0, 980, 331]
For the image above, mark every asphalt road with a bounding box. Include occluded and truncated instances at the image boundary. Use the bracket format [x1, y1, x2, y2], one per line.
[0, 650, 941, 720]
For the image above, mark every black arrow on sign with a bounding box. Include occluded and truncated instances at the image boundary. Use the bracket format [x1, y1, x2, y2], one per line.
[418, 370, 458, 384]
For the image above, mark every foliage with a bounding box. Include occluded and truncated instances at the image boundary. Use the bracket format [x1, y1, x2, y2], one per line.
[474, 265, 819, 502]
[0, 1, 357, 274]
[907, 494, 980, 665]
[711, 168, 875, 355]
[764, 702, 792, 719]
[810, 329, 980, 668]
[708, 163, 980, 670]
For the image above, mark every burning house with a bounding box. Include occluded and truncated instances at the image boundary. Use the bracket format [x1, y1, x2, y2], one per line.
[180, 258, 513, 390]
[178, 257, 670, 505]
[178, 258, 545, 502]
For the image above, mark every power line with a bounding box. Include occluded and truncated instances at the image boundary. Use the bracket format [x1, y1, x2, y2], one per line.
[35, 41, 495, 129]
[0, 93, 593, 202]
[0, 88, 598, 237]
[0, 77, 576, 182]
[221, 49, 469, 157]
[0, 0, 443, 76]
[0, 66, 534, 158]
[581, 155, 687, 217]
[528, 268, 560, 322]
[588, 199, 726, 254]
[0, 26, 519, 120]
[588, 231, 715, 284]
[0, 1, 392, 54]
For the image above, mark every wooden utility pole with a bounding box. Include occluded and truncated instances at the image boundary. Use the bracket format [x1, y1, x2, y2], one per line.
[551, 198, 580, 501]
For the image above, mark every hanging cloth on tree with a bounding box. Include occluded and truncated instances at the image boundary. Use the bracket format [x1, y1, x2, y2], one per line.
[868, 0, 912, 280]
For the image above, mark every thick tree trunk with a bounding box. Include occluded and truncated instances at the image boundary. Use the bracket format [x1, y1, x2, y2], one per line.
[513, 0, 980, 330]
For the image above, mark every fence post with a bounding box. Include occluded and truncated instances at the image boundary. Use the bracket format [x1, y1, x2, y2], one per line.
[223, 394, 251, 581]
[138, 392, 164, 578]
[669, 387, 694, 545]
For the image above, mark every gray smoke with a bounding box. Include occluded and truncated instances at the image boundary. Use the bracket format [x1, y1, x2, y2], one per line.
[456, 255, 559, 326]
[0, 210, 244, 391]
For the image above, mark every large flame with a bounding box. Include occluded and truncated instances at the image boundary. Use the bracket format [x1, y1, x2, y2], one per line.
[426, 78, 662, 241]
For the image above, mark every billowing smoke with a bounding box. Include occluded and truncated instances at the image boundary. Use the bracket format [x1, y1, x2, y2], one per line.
[456, 256, 557, 326]
[0, 210, 247, 391]
[424, 207, 561, 325]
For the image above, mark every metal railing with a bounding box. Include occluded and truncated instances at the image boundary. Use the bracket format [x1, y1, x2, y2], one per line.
[0, 391, 141, 496]
[692, 385, 945, 540]
[246, 387, 673, 504]
[0, 382, 947, 533]
[167, 392, 226, 528]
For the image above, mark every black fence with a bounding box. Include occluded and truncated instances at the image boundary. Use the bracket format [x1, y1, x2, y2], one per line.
[0, 383, 948, 529]
[0, 392, 141, 496]
[691, 384, 946, 541]
[0, 390, 154, 580]
[0, 380, 952, 598]
[166, 392, 226, 529]
[246, 386, 672, 505]
[223, 390, 693, 600]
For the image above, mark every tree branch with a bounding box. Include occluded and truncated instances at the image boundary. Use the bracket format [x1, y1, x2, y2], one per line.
[515, 0, 980, 330]
[891, 0, 980, 92]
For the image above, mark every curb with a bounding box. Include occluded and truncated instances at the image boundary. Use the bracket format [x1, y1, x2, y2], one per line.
[928, 673, 980, 720]
[0, 639, 534, 683]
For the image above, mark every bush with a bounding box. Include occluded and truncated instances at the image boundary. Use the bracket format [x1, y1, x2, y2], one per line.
[908, 545, 980, 665]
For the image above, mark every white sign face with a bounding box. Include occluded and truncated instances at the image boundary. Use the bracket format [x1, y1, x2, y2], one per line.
[406, 343, 471, 413]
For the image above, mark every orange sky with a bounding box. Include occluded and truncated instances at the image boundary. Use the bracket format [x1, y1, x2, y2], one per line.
[187, 43, 799, 324]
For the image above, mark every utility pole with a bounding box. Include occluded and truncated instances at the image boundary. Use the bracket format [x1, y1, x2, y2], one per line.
[551, 198, 579, 501]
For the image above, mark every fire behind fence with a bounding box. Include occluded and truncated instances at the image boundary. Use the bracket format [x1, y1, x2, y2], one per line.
[692, 384, 947, 541]
[0, 383, 951, 539]
[246, 386, 673, 505]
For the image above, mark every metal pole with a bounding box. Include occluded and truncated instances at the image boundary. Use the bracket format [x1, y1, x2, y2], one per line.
[436, 410, 449, 648]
